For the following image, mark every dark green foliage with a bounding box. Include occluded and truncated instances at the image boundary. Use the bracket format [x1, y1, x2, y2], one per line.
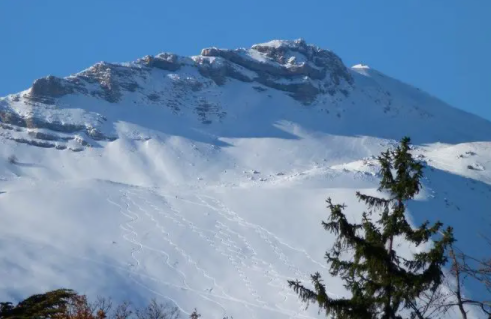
[0, 288, 76, 318]
[288, 137, 454, 319]
[0, 303, 14, 316]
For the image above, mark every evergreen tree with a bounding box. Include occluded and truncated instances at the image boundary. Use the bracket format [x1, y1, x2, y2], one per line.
[288, 137, 454, 319]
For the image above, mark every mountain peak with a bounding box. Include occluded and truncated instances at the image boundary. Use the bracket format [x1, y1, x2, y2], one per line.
[252, 38, 308, 49]
[200, 38, 351, 83]
[21, 39, 353, 107]
[2, 39, 491, 319]
[0, 38, 490, 155]
[198, 39, 352, 103]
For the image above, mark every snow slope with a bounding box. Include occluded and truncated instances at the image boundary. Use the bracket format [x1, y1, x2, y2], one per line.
[0, 39, 490, 318]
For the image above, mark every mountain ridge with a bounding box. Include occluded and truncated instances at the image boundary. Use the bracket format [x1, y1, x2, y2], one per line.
[0, 39, 489, 156]
[1, 39, 491, 319]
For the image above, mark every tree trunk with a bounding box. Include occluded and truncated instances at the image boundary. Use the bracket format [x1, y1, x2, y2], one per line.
[450, 247, 468, 319]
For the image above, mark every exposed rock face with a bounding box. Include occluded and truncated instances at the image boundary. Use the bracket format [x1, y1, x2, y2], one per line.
[69, 61, 145, 103]
[200, 47, 324, 80]
[259, 78, 321, 104]
[3, 39, 358, 152]
[0, 103, 115, 151]
[2, 39, 354, 150]
[194, 56, 255, 85]
[28, 76, 77, 104]
[87, 127, 116, 141]
[0, 111, 26, 127]
[251, 39, 351, 84]
[198, 39, 353, 103]
[27, 131, 67, 141]
[23, 39, 352, 106]
[28, 63, 144, 104]
[30, 76, 74, 98]
[26, 117, 86, 133]
[140, 53, 181, 71]
[77, 62, 133, 103]
[9, 137, 58, 148]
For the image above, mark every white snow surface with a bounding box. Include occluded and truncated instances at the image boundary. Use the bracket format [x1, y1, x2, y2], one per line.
[1, 41, 491, 319]
[352, 63, 370, 69]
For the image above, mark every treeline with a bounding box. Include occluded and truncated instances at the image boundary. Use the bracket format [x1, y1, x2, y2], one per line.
[2, 137, 490, 319]
[0, 289, 205, 319]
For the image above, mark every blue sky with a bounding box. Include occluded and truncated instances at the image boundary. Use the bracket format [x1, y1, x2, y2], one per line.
[0, 1, 489, 120]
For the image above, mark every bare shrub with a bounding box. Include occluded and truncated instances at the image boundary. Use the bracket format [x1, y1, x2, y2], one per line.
[135, 299, 179, 319]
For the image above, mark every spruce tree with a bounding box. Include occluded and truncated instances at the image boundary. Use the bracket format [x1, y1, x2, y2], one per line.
[288, 137, 454, 319]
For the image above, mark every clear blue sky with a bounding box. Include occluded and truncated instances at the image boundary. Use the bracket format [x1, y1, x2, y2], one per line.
[1, 1, 489, 120]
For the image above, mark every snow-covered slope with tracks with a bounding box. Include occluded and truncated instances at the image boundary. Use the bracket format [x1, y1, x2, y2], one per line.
[0, 39, 490, 318]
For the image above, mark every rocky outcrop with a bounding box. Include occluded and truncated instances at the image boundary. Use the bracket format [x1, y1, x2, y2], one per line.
[0, 105, 116, 152]
[5, 136, 88, 151]
[76, 62, 143, 103]
[78, 62, 123, 103]
[9, 137, 58, 149]
[18, 39, 354, 122]
[194, 57, 254, 85]
[27, 131, 69, 141]
[200, 39, 352, 82]
[30, 76, 74, 98]
[200, 47, 296, 77]
[198, 39, 353, 103]
[22, 40, 353, 105]
[251, 39, 352, 84]
[86, 127, 116, 141]
[25, 118, 86, 133]
[140, 53, 181, 71]
[199, 47, 292, 78]
[27, 62, 143, 104]
[27, 75, 91, 105]
[0, 111, 26, 127]
[257, 78, 321, 104]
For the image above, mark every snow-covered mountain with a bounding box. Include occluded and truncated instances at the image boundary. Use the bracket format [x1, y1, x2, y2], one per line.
[1, 39, 490, 318]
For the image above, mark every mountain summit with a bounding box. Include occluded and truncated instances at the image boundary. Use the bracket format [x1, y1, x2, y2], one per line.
[0, 39, 490, 151]
[30, 39, 352, 105]
[1, 40, 490, 319]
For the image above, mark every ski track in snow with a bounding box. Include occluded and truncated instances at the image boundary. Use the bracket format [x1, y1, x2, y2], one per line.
[106, 188, 320, 318]
[3, 41, 491, 319]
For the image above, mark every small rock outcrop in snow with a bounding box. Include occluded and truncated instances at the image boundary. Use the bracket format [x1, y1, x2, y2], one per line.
[30, 75, 74, 98]
[139, 53, 182, 72]
[29, 75, 77, 104]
